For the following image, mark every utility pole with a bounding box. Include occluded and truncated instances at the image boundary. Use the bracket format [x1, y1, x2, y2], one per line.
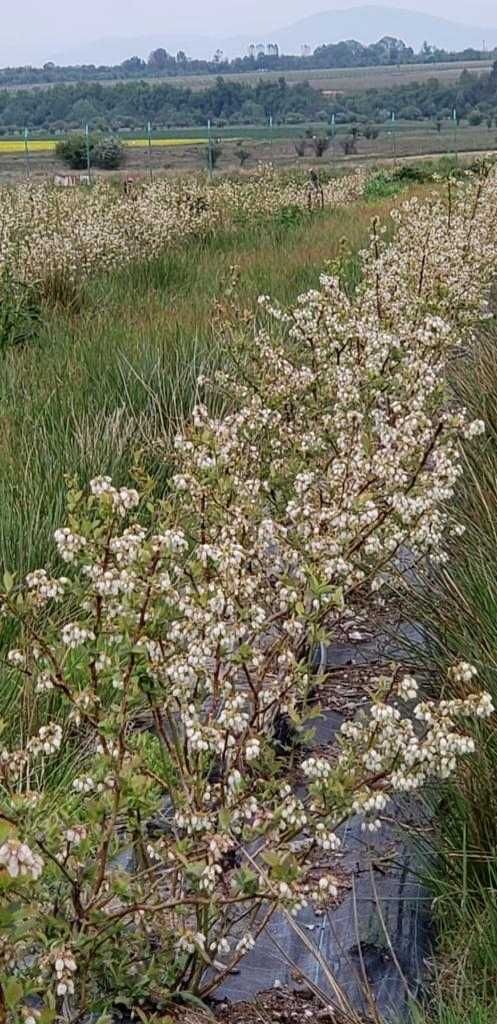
[207, 118, 213, 180]
[23, 127, 31, 179]
[453, 108, 458, 163]
[85, 123, 92, 183]
[147, 120, 153, 182]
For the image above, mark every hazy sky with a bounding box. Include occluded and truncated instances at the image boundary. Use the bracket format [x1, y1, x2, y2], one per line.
[3, 0, 497, 64]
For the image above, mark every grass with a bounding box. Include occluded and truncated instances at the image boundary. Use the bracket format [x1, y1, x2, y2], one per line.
[404, 315, 497, 1022]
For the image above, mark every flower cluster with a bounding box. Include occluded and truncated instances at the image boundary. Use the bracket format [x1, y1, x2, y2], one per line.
[0, 166, 496, 1013]
[0, 840, 43, 880]
[0, 167, 366, 292]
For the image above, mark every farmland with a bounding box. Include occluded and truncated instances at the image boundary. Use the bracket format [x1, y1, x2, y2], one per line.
[11, 57, 494, 94]
[1, 121, 496, 185]
[154, 57, 495, 93]
[1, 157, 497, 1024]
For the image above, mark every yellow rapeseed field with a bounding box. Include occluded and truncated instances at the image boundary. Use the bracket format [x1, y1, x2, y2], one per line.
[0, 139, 57, 152]
[0, 137, 207, 154]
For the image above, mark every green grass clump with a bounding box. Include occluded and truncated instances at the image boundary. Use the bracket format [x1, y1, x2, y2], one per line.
[410, 317, 497, 1021]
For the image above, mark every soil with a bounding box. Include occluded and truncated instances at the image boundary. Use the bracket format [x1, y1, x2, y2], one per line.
[212, 988, 353, 1022]
[171, 987, 362, 1022]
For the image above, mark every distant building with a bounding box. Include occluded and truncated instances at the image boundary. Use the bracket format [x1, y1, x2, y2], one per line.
[256, 43, 265, 57]
[54, 173, 90, 187]
[248, 43, 256, 58]
[300, 44, 312, 57]
[266, 43, 279, 57]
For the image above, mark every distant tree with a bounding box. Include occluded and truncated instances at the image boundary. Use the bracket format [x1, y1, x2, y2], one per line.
[340, 135, 358, 155]
[56, 133, 93, 169]
[176, 51, 188, 65]
[93, 137, 125, 169]
[363, 125, 379, 139]
[148, 48, 174, 71]
[311, 135, 330, 157]
[121, 56, 146, 73]
[294, 139, 307, 156]
[235, 141, 250, 166]
[70, 98, 98, 123]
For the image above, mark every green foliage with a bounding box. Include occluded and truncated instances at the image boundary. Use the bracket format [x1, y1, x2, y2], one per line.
[364, 171, 404, 200]
[0, 275, 42, 349]
[2, 57, 497, 133]
[55, 133, 92, 170]
[364, 163, 438, 202]
[272, 204, 306, 228]
[363, 124, 380, 139]
[56, 133, 125, 170]
[92, 136, 125, 169]
[411, 320, 497, 1021]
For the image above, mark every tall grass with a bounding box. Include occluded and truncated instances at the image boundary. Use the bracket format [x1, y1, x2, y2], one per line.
[410, 317, 497, 1020]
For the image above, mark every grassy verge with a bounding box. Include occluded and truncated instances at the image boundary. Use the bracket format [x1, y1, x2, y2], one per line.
[410, 316, 497, 1022]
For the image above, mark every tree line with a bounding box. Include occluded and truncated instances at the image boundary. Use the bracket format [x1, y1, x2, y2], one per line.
[0, 36, 495, 88]
[0, 63, 496, 134]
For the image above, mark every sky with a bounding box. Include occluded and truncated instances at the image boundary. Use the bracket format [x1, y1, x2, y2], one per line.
[3, 0, 497, 65]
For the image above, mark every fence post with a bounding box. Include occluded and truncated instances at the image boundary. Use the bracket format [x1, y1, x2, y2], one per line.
[147, 120, 153, 182]
[391, 110, 397, 162]
[85, 123, 92, 183]
[207, 118, 213, 180]
[453, 108, 459, 163]
[24, 127, 31, 179]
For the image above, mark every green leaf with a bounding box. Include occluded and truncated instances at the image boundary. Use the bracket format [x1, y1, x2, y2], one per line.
[39, 1010, 56, 1024]
[178, 991, 214, 1015]
[4, 976, 23, 1008]
[2, 571, 14, 594]
[0, 821, 14, 845]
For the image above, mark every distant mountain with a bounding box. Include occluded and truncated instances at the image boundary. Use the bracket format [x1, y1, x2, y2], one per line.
[6, 5, 497, 67]
[267, 6, 497, 54]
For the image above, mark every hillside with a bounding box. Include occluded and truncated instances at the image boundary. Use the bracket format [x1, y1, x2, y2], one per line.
[269, 6, 497, 54]
[15, 5, 497, 66]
